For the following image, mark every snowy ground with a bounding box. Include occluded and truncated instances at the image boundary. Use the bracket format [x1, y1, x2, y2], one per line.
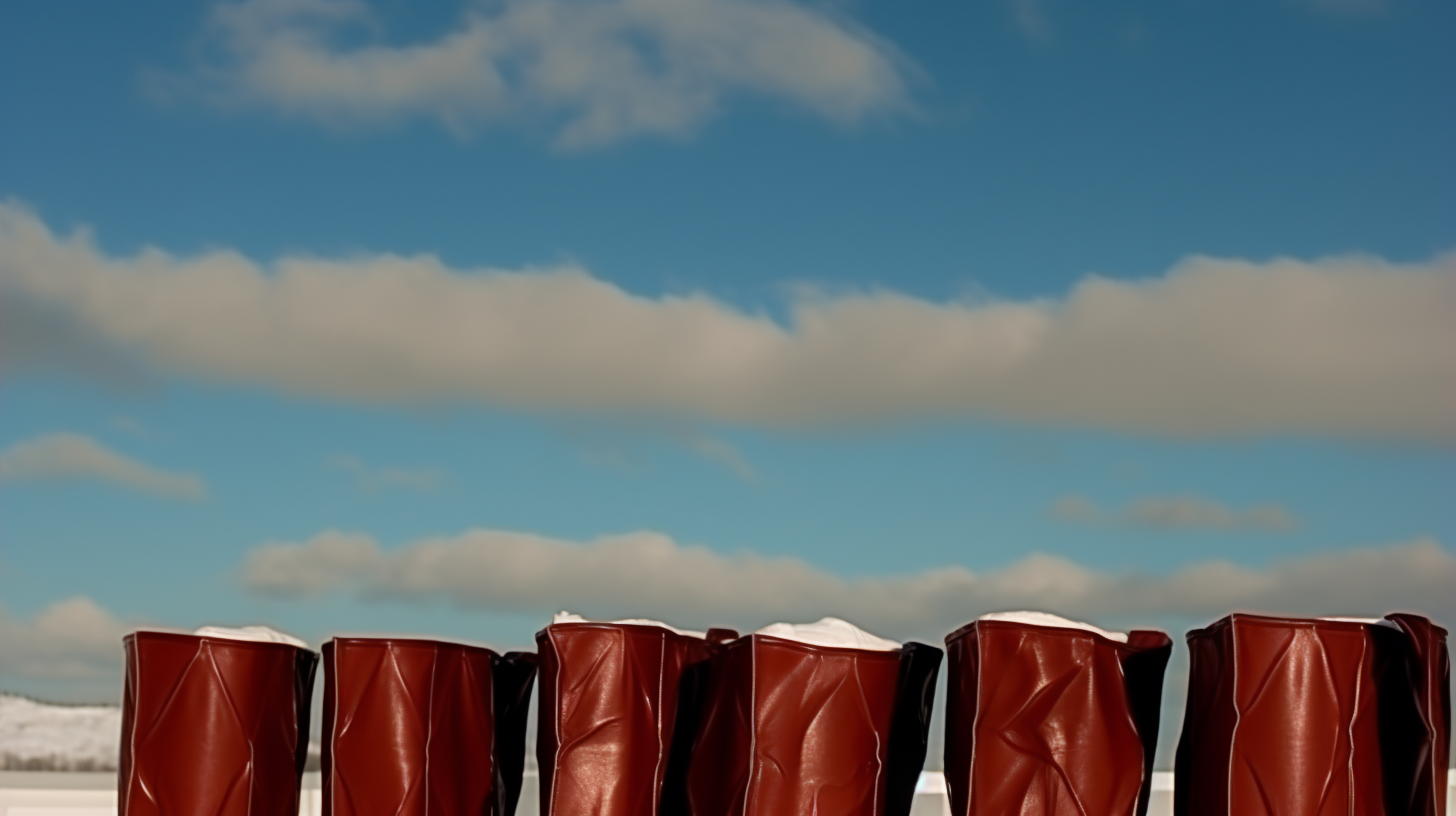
[2, 694, 1449, 815]
[0, 695, 120, 772]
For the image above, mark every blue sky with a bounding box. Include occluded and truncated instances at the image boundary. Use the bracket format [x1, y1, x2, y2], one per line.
[0, 0, 1453, 767]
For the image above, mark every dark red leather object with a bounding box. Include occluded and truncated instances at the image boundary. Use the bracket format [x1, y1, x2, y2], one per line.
[321, 638, 538, 816]
[118, 631, 318, 816]
[535, 622, 734, 816]
[943, 620, 1172, 816]
[685, 634, 941, 816]
[1174, 613, 1450, 816]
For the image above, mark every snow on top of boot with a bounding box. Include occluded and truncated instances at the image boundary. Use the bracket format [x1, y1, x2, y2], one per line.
[754, 617, 900, 651]
[976, 611, 1128, 643]
[193, 625, 310, 649]
[551, 611, 707, 638]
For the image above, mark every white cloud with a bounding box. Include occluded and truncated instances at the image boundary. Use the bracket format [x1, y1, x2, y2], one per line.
[1050, 494, 1300, 532]
[0, 598, 130, 682]
[171, 0, 910, 148]
[240, 527, 1456, 639]
[0, 433, 207, 500]
[3, 202, 1453, 439]
[328, 454, 443, 493]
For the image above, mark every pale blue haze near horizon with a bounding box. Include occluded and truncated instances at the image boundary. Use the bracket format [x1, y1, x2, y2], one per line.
[0, 0, 1453, 769]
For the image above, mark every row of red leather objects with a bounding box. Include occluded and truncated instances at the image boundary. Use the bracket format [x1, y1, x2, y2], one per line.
[116, 611, 1448, 816]
[534, 618, 942, 816]
[117, 630, 536, 816]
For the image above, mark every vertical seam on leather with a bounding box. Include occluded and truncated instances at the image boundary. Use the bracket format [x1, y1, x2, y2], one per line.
[1228, 620, 1240, 816]
[548, 628, 563, 816]
[125, 639, 137, 811]
[1347, 633, 1364, 816]
[968, 629, 982, 813]
[425, 644, 437, 815]
[744, 637, 756, 816]
[856, 654, 883, 814]
[653, 632, 666, 816]
[329, 642, 338, 816]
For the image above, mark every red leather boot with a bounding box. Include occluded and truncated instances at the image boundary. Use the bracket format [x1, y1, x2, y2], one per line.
[535, 613, 736, 816]
[1174, 613, 1449, 816]
[118, 627, 318, 816]
[320, 637, 537, 816]
[943, 612, 1172, 816]
[685, 617, 943, 816]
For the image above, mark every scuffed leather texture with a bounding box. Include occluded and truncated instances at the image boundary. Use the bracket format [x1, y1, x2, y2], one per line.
[535, 622, 726, 816]
[1174, 613, 1451, 816]
[685, 634, 906, 816]
[885, 642, 945, 816]
[322, 638, 535, 816]
[118, 631, 318, 816]
[943, 620, 1172, 816]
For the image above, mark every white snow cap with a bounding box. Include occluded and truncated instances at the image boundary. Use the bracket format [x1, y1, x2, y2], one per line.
[977, 611, 1129, 643]
[1319, 616, 1401, 629]
[754, 617, 900, 651]
[193, 625, 310, 649]
[551, 611, 706, 639]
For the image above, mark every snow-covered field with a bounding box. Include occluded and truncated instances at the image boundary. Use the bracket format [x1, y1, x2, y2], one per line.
[0, 695, 120, 772]
[1, 694, 1450, 815]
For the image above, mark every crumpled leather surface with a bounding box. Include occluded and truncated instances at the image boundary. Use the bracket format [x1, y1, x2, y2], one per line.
[118, 631, 318, 816]
[321, 638, 537, 816]
[1174, 613, 1450, 816]
[943, 620, 1172, 816]
[535, 622, 731, 816]
[686, 634, 936, 816]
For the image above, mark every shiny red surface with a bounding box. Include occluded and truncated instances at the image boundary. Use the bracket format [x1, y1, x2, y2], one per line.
[686, 634, 907, 816]
[1174, 613, 1450, 816]
[943, 620, 1172, 816]
[321, 637, 536, 816]
[118, 631, 318, 816]
[535, 622, 720, 816]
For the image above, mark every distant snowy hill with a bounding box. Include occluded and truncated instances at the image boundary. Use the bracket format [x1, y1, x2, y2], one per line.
[0, 693, 121, 771]
[0, 692, 326, 772]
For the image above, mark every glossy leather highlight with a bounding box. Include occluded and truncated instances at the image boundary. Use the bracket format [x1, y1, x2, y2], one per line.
[943, 620, 1172, 816]
[685, 634, 942, 816]
[535, 622, 731, 816]
[118, 630, 319, 816]
[1174, 613, 1450, 816]
[320, 638, 537, 816]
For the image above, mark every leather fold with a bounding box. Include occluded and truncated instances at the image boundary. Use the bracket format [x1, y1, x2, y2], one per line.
[885, 641, 945, 816]
[943, 617, 1171, 816]
[1174, 612, 1450, 816]
[535, 620, 731, 816]
[321, 637, 536, 816]
[685, 631, 939, 816]
[118, 630, 319, 816]
[492, 651, 540, 816]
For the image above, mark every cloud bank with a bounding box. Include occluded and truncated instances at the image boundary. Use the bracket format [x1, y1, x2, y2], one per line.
[173, 0, 910, 147]
[3, 202, 1453, 439]
[0, 598, 130, 682]
[0, 433, 207, 500]
[1050, 494, 1300, 532]
[241, 528, 1456, 639]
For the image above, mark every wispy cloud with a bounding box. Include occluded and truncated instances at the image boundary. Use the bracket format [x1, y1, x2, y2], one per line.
[161, 0, 912, 148]
[1010, 0, 1053, 41]
[0, 433, 207, 500]
[327, 454, 443, 493]
[1050, 494, 1300, 532]
[3, 202, 1453, 439]
[239, 527, 1454, 639]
